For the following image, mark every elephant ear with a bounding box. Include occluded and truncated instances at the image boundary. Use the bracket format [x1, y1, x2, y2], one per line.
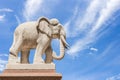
[36, 17, 52, 37]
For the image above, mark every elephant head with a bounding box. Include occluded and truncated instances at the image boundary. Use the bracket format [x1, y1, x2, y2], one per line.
[37, 17, 69, 60]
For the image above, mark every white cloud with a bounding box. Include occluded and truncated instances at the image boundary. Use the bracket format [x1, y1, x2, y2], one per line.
[64, 6, 80, 37]
[23, 0, 43, 21]
[0, 53, 8, 71]
[0, 59, 7, 64]
[0, 54, 8, 57]
[0, 54, 8, 72]
[66, 0, 120, 56]
[0, 8, 13, 22]
[90, 47, 98, 52]
[0, 59, 8, 72]
[76, 0, 105, 30]
[0, 8, 13, 12]
[106, 74, 120, 80]
[23, 0, 60, 21]
[0, 14, 5, 21]
[64, 0, 108, 37]
[67, 35, 94, 56]
[90, 0, 120, 33]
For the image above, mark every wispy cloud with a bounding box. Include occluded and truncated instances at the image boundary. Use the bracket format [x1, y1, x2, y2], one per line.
[0, 8, 13, 22]
[64, 6, 80, 37]
[64, 0, 107, 37]
[0, 14, 5, 22]
[0, 59, 7, 72]
[106, 74, 120, 80]
[66, 0, 120, 56]
[23, 0, 43, 21]
[90, 47, 98, 52]
[14, 15, 21, 25]
[0, 8, 13, 12]
[78, 40, 120, 75]
[23, 0, 60, 21]
[98, 40, 118, 58]
[90, 0, 120, 33]
[67, 35, 94, 56]
[0, 54, 8, 72]
[0, 54, 8, 57]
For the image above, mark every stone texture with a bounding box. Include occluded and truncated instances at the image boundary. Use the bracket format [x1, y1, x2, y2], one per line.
[0, 64, 62, 80]
[6, 63, 55, 69]
[0, 17, 68, 80]
[9, 17, 69, 64]
[0, 69, 62, 80]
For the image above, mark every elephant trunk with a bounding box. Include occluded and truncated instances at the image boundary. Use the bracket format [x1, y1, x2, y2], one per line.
[52, 35, 67, 60]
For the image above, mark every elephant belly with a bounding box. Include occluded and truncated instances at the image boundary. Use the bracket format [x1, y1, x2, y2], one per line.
[22, 39, 37, 50]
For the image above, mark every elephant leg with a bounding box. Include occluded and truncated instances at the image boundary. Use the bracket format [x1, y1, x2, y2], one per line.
[9, 35, 23, 57]
[9, 34, 17, 56]
[8, 35, 23, 64]
[33, 34, 50, 64]
[21, 49, 30, 64]
[45, 46, 53, 63]
[33, 45, 45, 63]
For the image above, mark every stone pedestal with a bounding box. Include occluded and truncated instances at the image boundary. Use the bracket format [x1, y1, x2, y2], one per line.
[0, 64, 62, 80]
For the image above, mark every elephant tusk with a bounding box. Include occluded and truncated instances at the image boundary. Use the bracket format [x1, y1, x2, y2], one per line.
[61, 35, 69, 49]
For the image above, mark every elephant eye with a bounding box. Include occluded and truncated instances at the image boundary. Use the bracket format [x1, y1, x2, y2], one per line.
[52, 24, 57, 26]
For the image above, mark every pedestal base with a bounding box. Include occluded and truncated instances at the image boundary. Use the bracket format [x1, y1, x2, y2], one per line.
[0, 69, 62, 80]
[0, 64, 62, 80]
[6, 64, 55, 69]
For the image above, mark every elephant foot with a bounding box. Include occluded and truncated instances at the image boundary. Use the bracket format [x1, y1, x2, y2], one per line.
[8, 54, 20, 64]
[45, 61, 53, 64]
[45, 62, 54, 64]
[10, 52, 17, 57]
[33, 59, 44, 64]
[21, 62, 29, 64]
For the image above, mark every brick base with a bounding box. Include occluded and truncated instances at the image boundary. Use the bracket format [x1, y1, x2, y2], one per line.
[0, 69, 62, 80]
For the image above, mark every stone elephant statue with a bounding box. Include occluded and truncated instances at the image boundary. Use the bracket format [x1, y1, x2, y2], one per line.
[9, 17, 69, 64]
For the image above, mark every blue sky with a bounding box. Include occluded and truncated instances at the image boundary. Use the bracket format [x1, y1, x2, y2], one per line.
[0, 0, 120, 80]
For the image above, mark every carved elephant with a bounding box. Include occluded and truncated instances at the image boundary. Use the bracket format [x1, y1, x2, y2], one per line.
[9, 17, 69, 64]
